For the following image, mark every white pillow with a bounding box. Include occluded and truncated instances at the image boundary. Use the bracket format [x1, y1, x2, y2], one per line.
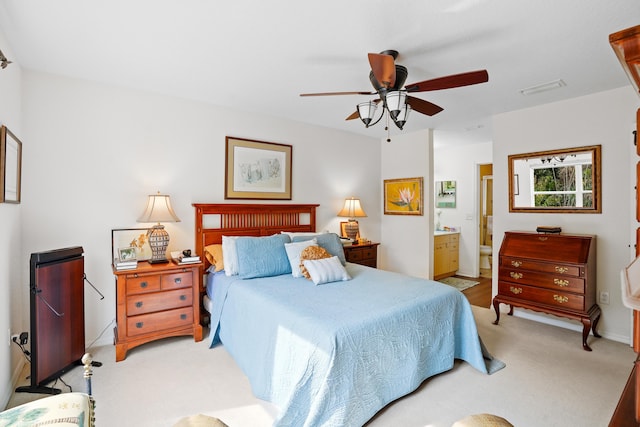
[302, 256, 351, 285]
[222, 236, 240, 276]
[284, 239, 318, 278]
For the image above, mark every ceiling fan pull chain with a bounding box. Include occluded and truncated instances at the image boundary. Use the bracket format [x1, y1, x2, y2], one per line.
[386, 111, 391, 142]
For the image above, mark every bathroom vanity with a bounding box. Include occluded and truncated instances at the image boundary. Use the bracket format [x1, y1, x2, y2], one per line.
[434, 231, 459, 280]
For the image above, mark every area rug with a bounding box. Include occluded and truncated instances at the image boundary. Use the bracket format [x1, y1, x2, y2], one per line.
[439, 276, 480, 291]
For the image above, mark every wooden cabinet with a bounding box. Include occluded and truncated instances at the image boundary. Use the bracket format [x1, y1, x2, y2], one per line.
[113, 262, 203, 361]
[434, 233, 459, 280]
[492, 231, 601, 351]
[609, 24, 640, 426]
[343, 242, 379, 268]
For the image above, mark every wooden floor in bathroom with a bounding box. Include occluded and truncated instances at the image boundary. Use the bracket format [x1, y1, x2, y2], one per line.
[460, 270, 492, 309]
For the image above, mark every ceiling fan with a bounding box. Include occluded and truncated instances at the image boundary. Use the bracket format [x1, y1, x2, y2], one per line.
[300, 50, 488, 131]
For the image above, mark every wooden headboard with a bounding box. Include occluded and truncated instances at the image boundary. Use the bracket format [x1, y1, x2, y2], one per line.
[193, 203, 319, 269]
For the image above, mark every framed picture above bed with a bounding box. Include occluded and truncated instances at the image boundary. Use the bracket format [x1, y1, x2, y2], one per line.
[383, 177, 424, 215]
[225, 136, 292, 200]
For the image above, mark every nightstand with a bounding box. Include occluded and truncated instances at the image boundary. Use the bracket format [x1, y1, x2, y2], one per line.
[343, 242, 379, 268]
[113, 261, 203, 361]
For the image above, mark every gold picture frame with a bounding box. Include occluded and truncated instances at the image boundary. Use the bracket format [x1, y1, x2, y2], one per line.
[384, 177, 424, 215]
[225, 136, 292, 200]
[0, 125, 22, 204]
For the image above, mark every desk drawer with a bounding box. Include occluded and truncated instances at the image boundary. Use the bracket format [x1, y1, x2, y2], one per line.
[498, 282, 585, 311]
[498, 269, 585, 293]
[501, 257, 582, 277]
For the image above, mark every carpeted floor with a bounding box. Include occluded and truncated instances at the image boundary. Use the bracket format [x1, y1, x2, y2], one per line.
[5, 306, 637, 426]
[439, 276, 480, 291]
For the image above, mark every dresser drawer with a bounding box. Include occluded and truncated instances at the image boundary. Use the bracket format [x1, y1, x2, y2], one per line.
[126, 288, 193, 316]
[161, 271, 192, 290]
[126, 274, 161, 295]
[126, 307, 193, 337]
[346, 247, 376, 262]
[501, 256, 582, 277]
[498, 282, 585, 312]
[498, 269, 585, 294]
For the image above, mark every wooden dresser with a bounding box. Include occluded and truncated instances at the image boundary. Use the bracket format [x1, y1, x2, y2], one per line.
[113, 261, 203, 361]
[492, 231, 601, 351]
[343, 242, 379, 268]
[434, 232, 459, 280]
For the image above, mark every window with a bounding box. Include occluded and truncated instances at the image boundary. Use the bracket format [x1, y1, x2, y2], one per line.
[531, 161, 592, 208]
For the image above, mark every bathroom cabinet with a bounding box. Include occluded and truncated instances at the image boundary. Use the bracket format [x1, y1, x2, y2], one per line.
[434, 232, 459, 280]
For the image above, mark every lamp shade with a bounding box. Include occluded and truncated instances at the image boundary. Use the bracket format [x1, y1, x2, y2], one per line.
[137, 193, 181, 224]
[337, 197, 367, 219]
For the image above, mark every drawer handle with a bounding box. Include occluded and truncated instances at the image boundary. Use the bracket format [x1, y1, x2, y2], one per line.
[174, 277, 182, 284]
[180, 314, 187, 320]
[510, 261, 522, 268]
[509, 286, 523, 295]
[553, 295, 569, 304]
[553, 278, 569, 287]
[538, 236, 548, 241]
[179, 295, 187, 301]
[510, 272, 523, 280]
[555, 266, 568, 274]
[135, 301, 143, 308]
[140, 281, 148, 288]
[135, 322, 144, 329]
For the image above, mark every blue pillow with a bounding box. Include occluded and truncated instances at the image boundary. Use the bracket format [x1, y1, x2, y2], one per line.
[235, 234, 292, 279]
[293, 233, 346, 265]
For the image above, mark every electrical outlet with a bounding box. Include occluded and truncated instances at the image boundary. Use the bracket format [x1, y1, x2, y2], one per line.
[10, 333, 18, 347]
[599, 291, 610, 305]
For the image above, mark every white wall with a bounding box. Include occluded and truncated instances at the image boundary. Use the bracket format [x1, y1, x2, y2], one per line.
[380, 129, 433, 278]
[18, 70, 381, 355]
[434, 141, 493, 277]
[493, 87, 640, 343]
[0, 28, 24, 407]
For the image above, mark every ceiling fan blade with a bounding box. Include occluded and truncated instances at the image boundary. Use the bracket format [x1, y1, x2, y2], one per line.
[300, 91, 376, 97]
[368, 53, 396, 88]
[345, 110, 360, 120]
[407, 96, 444, 116]
[405, 70, 489, 92]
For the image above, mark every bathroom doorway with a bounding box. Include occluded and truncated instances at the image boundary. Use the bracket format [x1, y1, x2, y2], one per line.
[479, 164, 493, 278]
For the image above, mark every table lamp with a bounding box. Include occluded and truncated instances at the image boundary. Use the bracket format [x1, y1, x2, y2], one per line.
[337, 197, 367, 242]
[137, 192, 181, 263]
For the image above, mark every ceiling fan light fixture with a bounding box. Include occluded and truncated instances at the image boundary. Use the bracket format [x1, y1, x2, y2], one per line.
[385, 90, 407, 120]
[392, 104, 411, 130]
[357, 101, 379, 127]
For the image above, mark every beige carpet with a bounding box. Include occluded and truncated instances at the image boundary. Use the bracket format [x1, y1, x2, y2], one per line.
[439, 276, 480, 291]
[6, 306, 637, 427]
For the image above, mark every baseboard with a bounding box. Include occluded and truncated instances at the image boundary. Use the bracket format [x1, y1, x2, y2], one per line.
[513, 310, 632, 346]
[2, 357, 26, 408]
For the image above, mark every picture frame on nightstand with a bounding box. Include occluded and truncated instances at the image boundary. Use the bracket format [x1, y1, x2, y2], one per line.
[111, 228, 152, 263]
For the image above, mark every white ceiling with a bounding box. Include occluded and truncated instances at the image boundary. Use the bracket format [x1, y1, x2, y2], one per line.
[0, 0, 638, 146]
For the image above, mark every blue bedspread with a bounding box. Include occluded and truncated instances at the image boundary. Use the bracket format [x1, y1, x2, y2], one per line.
[208, 263, 499, 427]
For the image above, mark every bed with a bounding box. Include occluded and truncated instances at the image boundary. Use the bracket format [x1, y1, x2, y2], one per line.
[193, 203, 502, 427]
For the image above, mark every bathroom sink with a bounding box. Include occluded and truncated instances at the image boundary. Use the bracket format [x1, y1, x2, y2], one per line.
[621, 256, 640, 310]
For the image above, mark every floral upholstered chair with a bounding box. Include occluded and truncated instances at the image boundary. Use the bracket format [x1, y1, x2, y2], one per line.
[0, 353, 95, 427]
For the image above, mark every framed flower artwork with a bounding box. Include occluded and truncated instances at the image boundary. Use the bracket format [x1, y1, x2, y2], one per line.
[383, 177, 424, 215]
